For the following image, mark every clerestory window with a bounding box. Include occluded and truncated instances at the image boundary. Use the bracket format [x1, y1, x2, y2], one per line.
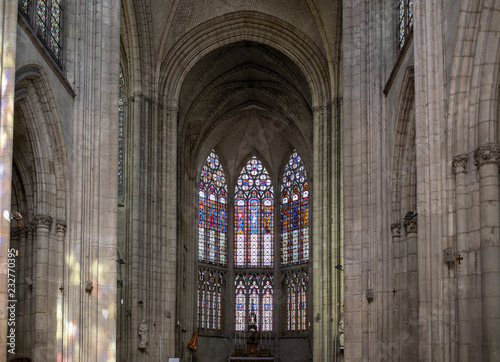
[18, 0, 63, 65]
[398, 0, 413, 50]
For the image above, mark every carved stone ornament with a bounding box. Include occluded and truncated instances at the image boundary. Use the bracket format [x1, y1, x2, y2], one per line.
[391, 222, 402, 237]
[23, 222, 35, 235]
[404, 218, 417, 234]
[474, 143, 500, 168]
[56, 219, 67, 233]
[452, 154, 469, 175]
[34, 215, 53, 230]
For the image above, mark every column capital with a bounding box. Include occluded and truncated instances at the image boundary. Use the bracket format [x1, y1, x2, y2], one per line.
[391, 222, 402, 237]
[452, 154, 469, 175]
[474, 143, 500, 168]
[56, 219, 67, 233]
[34, 214, 53, 230]
[23, 222, 35, 235]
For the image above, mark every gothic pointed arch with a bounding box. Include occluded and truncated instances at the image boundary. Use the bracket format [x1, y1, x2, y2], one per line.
[234, 155, 274, 269]
[391, 66, 416, 223]
[11, 64, 69, 360]
[14, 65, 69, 216]
[160, 11, 330, 108]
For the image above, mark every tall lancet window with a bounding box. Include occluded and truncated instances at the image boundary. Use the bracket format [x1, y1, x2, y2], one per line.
[234, 157, 274, 333]
[118, 69, 126, 199]
[398, 0, 414, 50]
[198, 150, 228, 265]
[234, 157, 274, 268]
[281, 151, 309, 266]
[281, 151, 310, 332]
[197, 150, 228, 332]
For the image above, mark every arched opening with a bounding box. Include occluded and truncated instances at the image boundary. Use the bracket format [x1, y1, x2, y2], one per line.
[176, 39, 316, 362]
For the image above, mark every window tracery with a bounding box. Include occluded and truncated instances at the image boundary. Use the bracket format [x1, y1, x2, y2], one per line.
[280, 151, 309, 266]
[199, 150, 228, 266]
[197, 268, 225, 331]
[234, 273, 274, 332]
[234, 157, 274, 268]
[283, 269, 309, 332]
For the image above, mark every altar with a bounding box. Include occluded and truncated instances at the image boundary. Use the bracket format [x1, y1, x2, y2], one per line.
[229, 358, 274, 362]
[232, 313, 274, 361]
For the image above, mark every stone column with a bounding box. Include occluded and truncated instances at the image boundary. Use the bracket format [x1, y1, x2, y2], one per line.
[25, 223, 35, 351]
[17, 227, 27, 354]
[0, 0, 18, 357]
[474, 144, 500, 359]
[55, 220, 66, 360]
[164, 105, 178, 358]
[33, 214, 53, 359]
[404, 217, 418, 360]
[452, 154, 470, 362]
[64, 1, 120, 359]
[391, 222, 402, 357]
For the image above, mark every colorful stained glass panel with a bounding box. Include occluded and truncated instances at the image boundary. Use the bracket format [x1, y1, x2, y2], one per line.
[198, 150, 228, 266]
[280, 151, 309, 266]
[234, 157, 274, 268]
[36, 0, 48, 40]
[19, 0, 31, 15]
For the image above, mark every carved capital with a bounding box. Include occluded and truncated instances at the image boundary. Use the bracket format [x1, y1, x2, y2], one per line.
[391, 222, 402, 238]
[474, 144, 500, 168]
[34, 215, 53, 230]
[56, 219, 67, 233]
[404, 218, 417, 234]
[23, 222, 35, 235]
[452, 154, 469, 175]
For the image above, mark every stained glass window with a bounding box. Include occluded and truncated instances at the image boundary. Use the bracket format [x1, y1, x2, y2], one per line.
[398, 0, 405, 49]
[19, 0, 31, 16]
[234, 273, 273, 332]
[234, 157, 274, 268]
[284, 270, 309, 332]
[197, 268, 224, 331]
[261, 280, 273, 332]
[118, 69, 126, 198]
[281, 151, 309, 266]
[199, 150, 228, 266]
[19, 0, 62, 64]
[398, 0, 414, 50]
[235, 275, 247, 331]
[49, 0, 62, 60]
[36, 0, 48, 40]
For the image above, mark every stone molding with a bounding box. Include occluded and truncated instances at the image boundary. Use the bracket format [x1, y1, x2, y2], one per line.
[391, 222, 402, 237]
[474, 143, 500, 168]
[34, 214, 53, 230]
[312, 105, 328, 113]
[452, 154, 469, 175]
[129, 91, 166, 109]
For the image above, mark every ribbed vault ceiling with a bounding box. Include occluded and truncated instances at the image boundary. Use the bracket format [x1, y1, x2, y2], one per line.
[179, 41, 313, 180]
